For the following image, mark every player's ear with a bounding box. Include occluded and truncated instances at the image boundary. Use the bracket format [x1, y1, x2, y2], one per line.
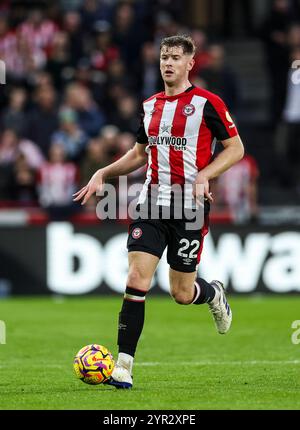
[187, 57, 195, 71]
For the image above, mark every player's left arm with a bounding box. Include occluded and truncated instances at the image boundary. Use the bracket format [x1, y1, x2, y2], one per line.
[195, 135, 244, 201]
[194, 95, 244, 202]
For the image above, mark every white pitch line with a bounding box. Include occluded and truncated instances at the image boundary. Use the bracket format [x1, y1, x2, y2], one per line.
[135, 360, 300, 366]
[0, 360, 299, 369]
[0, 360, 300, 369]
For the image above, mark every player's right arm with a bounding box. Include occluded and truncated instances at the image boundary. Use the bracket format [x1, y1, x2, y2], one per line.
[73, 143, 148, 205]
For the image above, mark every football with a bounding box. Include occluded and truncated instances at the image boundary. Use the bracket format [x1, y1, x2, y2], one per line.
[73, 344, 115, 385]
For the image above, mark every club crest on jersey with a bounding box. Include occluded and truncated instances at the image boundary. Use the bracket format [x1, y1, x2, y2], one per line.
[132, 227, 142, 239]
[182, 104, 195, 116]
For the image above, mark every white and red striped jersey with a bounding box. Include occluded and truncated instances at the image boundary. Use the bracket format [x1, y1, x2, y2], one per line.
[136, 85, 239, 208]
[0, 31, 19, 74]
[37, 162, 79, 207]
[18, 20, 58, 55]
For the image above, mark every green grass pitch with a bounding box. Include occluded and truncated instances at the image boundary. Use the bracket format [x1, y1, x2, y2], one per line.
[0, 295, 300, 410]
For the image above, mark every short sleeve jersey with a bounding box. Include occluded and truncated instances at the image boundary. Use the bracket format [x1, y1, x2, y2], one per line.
[136, 85, 239, 208]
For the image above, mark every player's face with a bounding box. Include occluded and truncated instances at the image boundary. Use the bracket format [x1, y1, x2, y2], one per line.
[160, 46, 194, 86]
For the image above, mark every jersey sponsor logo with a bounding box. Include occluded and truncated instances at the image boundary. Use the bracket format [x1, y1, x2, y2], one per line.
[225, 111, 236, 129]
[225, 111, 236, 128]
[132, 227, 142, 239]
[182, 103, 195, 116]
[148, 135, 187, 151]
[225, 111, 234, 123]
[150, 122, 187, 150]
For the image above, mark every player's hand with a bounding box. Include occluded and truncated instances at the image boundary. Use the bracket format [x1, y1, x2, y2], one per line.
[193, 174, 213, 205]
[73, 169, 105, 205]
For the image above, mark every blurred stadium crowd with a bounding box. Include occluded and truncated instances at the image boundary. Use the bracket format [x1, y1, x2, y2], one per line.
[0, 0, 299, 222]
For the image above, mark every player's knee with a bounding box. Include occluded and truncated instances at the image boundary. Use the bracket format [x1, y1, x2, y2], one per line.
[171, 291, 192, 305]
[127, 268, 150, 291]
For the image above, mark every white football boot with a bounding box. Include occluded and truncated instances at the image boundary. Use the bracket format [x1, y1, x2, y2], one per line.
[108, 365, 133, 389]
[105, 353, 133, 389]
[208, 280, 232, 334]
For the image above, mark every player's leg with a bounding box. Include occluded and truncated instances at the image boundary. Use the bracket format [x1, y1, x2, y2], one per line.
[108, 251, 159, 389]
[169, 269, 218, 305]
[169, 269, 220, 307]
[107, 219, 167, 388]
[169, 269, 197, 304]
[166, 217, 232, 334]
[169, 268, 232, 334]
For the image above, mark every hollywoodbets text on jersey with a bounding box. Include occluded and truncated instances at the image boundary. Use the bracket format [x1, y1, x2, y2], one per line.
[148, 135, 187, 150]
